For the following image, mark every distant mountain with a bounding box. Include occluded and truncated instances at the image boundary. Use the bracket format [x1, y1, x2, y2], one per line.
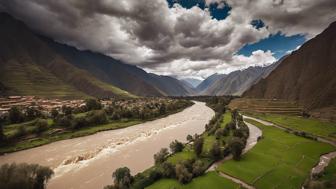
[181, 78, 202, 88]
[198, 62, 280, 96]
[244, 21, 336, 112]
[0, 13, 192, 98]
[196, 74, 227, 93]
[0, 13, 134, 99]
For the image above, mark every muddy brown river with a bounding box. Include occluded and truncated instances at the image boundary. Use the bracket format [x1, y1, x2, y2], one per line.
[0, 101, 214, 189]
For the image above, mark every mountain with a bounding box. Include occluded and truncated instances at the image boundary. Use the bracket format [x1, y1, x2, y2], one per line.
[244, 21, 336, 112]
[181, 78, 202, 88]
[196, 74, 227, 93]
[0, 13, 135, 99]
[0, 12, 192, 98]
[198, 62, 280, 96]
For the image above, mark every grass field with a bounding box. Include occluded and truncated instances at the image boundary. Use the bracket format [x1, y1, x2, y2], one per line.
[217, 119, 336, 189]
[146, 171, 242, 189]
[250, 113, 336, 141]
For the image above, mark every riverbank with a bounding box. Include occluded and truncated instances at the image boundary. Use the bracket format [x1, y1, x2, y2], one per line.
[0, 101, 193, 154]
[0, 101, 214, 189]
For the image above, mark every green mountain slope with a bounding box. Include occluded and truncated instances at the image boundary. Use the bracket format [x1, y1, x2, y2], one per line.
[0, 13, 134, 99]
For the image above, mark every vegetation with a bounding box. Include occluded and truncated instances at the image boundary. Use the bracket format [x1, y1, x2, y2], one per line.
[105, 96, 243, 189]
[305, 158, 336, 189]
[217, 119, 335, 189]
[0, 98, 193, 154]
[249, 113, 336, 141]
[146, 172, 241, 189]
[0, 163, 53, 189]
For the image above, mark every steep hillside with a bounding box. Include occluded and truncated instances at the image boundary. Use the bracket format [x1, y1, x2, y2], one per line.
[181, 78, 202, 88]
[201, 62, 279, 96]
[41, 35, 192, 97]
[0, 13, 134, 98]
[196, 74, 227, 93]
[244, 21, 336, 112]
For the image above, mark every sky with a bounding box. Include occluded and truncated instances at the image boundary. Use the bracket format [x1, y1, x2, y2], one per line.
[1, 0, 336, 80]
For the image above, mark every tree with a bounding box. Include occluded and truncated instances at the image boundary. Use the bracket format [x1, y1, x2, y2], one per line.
[25, 107, 42, 121]
[169, 140, 184, 154]
[175, 163, 192, 184]
[228, 137, 245, 160]
[62, 105, 73, 116]
[85, 98, 102, 111]
[0, 163, 53, 189]
[112, 167, 132, 189]
[161, 162, 175, 178]
[194, 137, 204, 157]
[186, 134, 193, 143]
[210, 141, 221, 160]
[50, 108, 59, 119]
[9, 106, 24, 123]
[154, 148, 169, 165]
[0, 122, 5, 143]
[34, 119, 48, 134]
[192, 160, 205, 176]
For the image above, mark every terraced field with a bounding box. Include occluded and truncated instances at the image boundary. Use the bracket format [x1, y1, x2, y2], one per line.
[217, 119, 335, 189]
[229, 98, 303, 115]
[248, 113, 336, 141]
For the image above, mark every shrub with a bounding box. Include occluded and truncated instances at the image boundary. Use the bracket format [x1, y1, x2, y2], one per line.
[9, 107, 24, 123]
[160, 162, 175, 178]
[85, 98, 102, 111]
[175, 163, 192, 184]
[12, 126, 27, 139]
[192, 160, 205, 177]
[210, 141, 221, 160]
[228, 137, 245, 160]
[154, 148, 169, 165]
[0, 163, 53, 189]
[169, 140, 184, 154]
[33, 119, 49, 134]
[194, 137, 204, 157]
[112, 167, 132, 189]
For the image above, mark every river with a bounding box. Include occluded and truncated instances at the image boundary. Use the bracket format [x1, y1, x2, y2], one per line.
[0, 101, 214, 189]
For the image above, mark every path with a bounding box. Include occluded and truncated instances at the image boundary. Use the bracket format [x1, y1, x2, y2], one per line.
[207, 117, 262, 189]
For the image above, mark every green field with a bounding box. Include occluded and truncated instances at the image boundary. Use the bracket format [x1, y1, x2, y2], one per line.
[146, 171, 242, 189]
[217, 119, 335, 189]
[250, 113, 336, 141]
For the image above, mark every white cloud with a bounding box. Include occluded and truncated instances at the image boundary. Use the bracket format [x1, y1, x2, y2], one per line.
[0, 0, 335, 78]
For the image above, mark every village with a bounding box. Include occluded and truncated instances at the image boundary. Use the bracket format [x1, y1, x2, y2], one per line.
[0, 96, 86, 116]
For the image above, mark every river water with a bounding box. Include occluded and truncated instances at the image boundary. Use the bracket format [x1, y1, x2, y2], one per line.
[0, 101, 214, 189]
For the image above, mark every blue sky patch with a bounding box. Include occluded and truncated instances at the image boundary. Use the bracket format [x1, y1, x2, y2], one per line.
[238, 33, 306, 59]
[167, 0, 230, 20]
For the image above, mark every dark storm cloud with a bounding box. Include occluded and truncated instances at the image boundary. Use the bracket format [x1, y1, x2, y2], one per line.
[0, 0, 335, 78]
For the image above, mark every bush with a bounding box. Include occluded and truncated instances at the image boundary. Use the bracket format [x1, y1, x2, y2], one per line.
[169, 140, 184, 154]
[160, 162, 175, 178]
[54, 115, 73, 128]
[86, 110, 108, 125]
[228, 137, 245, 160]
[33, 119, 49, 134]
[71, 117, 89, 129]
[154, 148, 169, 165]
[85, 99, 102, 111]
[0, 163, 53, 189]
[175, 163, 192, 184]
[194, 137, 204, 157]
[112, 167, 132, 189]
[9, 107, 24, 124]
[12, 126, 27, 139]
[192, 160, 205, 177]
[210, 141, 221, 160]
